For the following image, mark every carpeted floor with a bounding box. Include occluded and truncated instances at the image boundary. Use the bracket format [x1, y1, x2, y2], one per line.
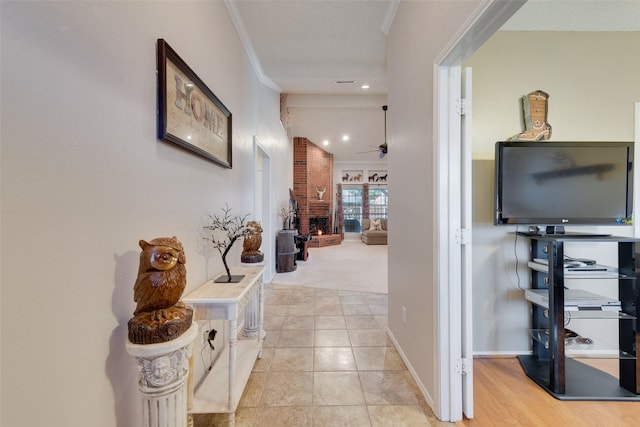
[272, 239, 388, 294]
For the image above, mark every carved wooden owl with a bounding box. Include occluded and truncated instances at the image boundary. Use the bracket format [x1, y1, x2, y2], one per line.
[133, 236, 186, 316]
[242, 221, 263, 255]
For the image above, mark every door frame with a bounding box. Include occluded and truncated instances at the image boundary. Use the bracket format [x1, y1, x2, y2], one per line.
[635, 102, 639, 238]
[253, 136, 274, 281]
[433, 0, 526, 421]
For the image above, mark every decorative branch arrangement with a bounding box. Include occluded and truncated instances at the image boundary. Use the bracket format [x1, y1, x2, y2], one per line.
[279, 203, 295, 230]
[203, 204, 250, 283]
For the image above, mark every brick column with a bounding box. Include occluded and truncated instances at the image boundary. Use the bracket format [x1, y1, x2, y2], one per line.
[293, 137, 309, 234]
[293, 137, 333, 236]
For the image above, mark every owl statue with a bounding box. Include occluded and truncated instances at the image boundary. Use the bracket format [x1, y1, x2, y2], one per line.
[129, 236, 192, 344]
[134, 236, 186, 315]
[241, 221, 264, 263]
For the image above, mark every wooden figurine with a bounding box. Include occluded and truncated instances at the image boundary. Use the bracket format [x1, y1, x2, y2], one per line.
[128, 236, 193, 344]
[241, 221, 264, 263]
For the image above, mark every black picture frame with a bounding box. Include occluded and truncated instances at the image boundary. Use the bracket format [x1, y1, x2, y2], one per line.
[157, 39, 232, 168]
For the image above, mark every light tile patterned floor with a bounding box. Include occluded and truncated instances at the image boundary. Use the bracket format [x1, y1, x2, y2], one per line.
[194, 284, 453, 427]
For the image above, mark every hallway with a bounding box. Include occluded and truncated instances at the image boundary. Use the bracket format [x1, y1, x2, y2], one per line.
[194, 282, 450, 426]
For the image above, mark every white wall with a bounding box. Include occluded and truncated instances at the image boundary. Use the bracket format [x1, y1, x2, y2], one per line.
[386, 0, 482, 417]
[465, 31, 640, 354]
[285, 93, 388, 162]
[1, 2, 291, 426]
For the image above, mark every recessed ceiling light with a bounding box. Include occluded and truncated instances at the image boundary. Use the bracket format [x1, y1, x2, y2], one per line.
[342, 135, 349, 142]
[361, 84, 370, 89]
[323, 140, 329, 146]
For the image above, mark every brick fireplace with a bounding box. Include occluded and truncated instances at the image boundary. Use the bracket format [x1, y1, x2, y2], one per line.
[309, 216, 329, 235]
[293, 137, 340, 248]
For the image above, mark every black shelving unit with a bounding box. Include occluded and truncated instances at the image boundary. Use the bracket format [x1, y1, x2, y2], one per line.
[517, 232, 640, 400]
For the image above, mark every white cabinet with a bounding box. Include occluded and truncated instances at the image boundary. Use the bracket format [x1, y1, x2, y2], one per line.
[182, 266, 264, 419]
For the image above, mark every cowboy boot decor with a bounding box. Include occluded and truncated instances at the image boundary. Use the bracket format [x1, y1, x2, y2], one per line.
[509, 90, 552, 141]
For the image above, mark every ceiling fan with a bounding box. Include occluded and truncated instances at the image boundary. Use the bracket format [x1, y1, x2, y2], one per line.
[357, 105, 388, 159]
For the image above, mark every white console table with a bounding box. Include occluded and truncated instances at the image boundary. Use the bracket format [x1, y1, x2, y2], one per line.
[182, 266, 264, 420]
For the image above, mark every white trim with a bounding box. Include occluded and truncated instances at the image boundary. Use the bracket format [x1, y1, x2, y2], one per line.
[461, 67, 474, 419]
[253, 137, 275, 283]
[435, 0, 526, 66]
[434, 63, 452, 421]
[380, 0, 401, 36]
[635, 102, 639, 238]
[225, 0, 281, 92]
[447, 65, 463, 420]
[433, 0, 527, 421]
[474, 351, 532, 357]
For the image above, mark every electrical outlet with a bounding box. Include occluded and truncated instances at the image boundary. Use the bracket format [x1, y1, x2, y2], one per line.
[402, 306, 407, 324]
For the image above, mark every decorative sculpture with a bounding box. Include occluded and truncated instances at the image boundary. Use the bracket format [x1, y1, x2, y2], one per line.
[316, 186, 326, 200]
[128, 236, 193, 344]
[509, 90, 552, 141]
[241, 221, 264, 263]
[203, 204, 250, 283]
[279, 201, 296, 230]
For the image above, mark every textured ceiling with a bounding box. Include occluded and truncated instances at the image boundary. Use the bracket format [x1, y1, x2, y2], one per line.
[501, 0, 640, 31]
[227, 0, 639, 161]
[229, 0, 397, 95]
[229, 0, 639, 96]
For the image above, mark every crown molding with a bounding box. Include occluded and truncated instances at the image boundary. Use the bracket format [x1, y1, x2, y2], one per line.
[225, 0, 282, 92]
[380, 0, 401, 36]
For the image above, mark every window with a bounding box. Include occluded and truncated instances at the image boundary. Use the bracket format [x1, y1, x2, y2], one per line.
[341, 185, 388, 233]
[369, 187, 388, 219]
[342, 186, 363, 233]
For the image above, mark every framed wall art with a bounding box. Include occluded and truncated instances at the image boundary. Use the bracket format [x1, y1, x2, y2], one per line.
[157, 39, 232, 168]
[341, 170, 363, 183]
[367, 170, 388, 183]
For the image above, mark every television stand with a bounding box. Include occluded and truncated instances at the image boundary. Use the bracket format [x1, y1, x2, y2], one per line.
[518, 234, 640, 400]
[522, 226, 612, 238]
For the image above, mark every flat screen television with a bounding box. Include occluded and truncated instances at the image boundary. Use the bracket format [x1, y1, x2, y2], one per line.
[494, 141, 633, 230]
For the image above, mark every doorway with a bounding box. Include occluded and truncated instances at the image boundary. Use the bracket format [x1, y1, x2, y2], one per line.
[254, 137, 274, 281]
[434, 0, 526, 421]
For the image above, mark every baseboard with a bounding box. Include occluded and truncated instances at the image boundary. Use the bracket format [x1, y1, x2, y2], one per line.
[386, 328, 437, 411]
[263, 270, 276, 284]
[474, 350, 622, 359]
[473, 351, 531, 358]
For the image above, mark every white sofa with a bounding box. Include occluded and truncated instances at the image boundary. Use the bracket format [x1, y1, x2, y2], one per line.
[360, 218, 387, 245]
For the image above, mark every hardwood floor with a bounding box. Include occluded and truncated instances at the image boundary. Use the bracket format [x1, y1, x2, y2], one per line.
[456, 358, 640, 427]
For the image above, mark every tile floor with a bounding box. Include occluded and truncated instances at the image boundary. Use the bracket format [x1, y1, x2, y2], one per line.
[194, 284, 453, 426]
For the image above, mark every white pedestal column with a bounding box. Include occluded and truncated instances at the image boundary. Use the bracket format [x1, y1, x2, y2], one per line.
[126, 324, 198, 427]
[241, 290, 260, 338]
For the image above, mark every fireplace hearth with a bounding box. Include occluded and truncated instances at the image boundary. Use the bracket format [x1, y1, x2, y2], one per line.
[309, 217, 329, 235]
